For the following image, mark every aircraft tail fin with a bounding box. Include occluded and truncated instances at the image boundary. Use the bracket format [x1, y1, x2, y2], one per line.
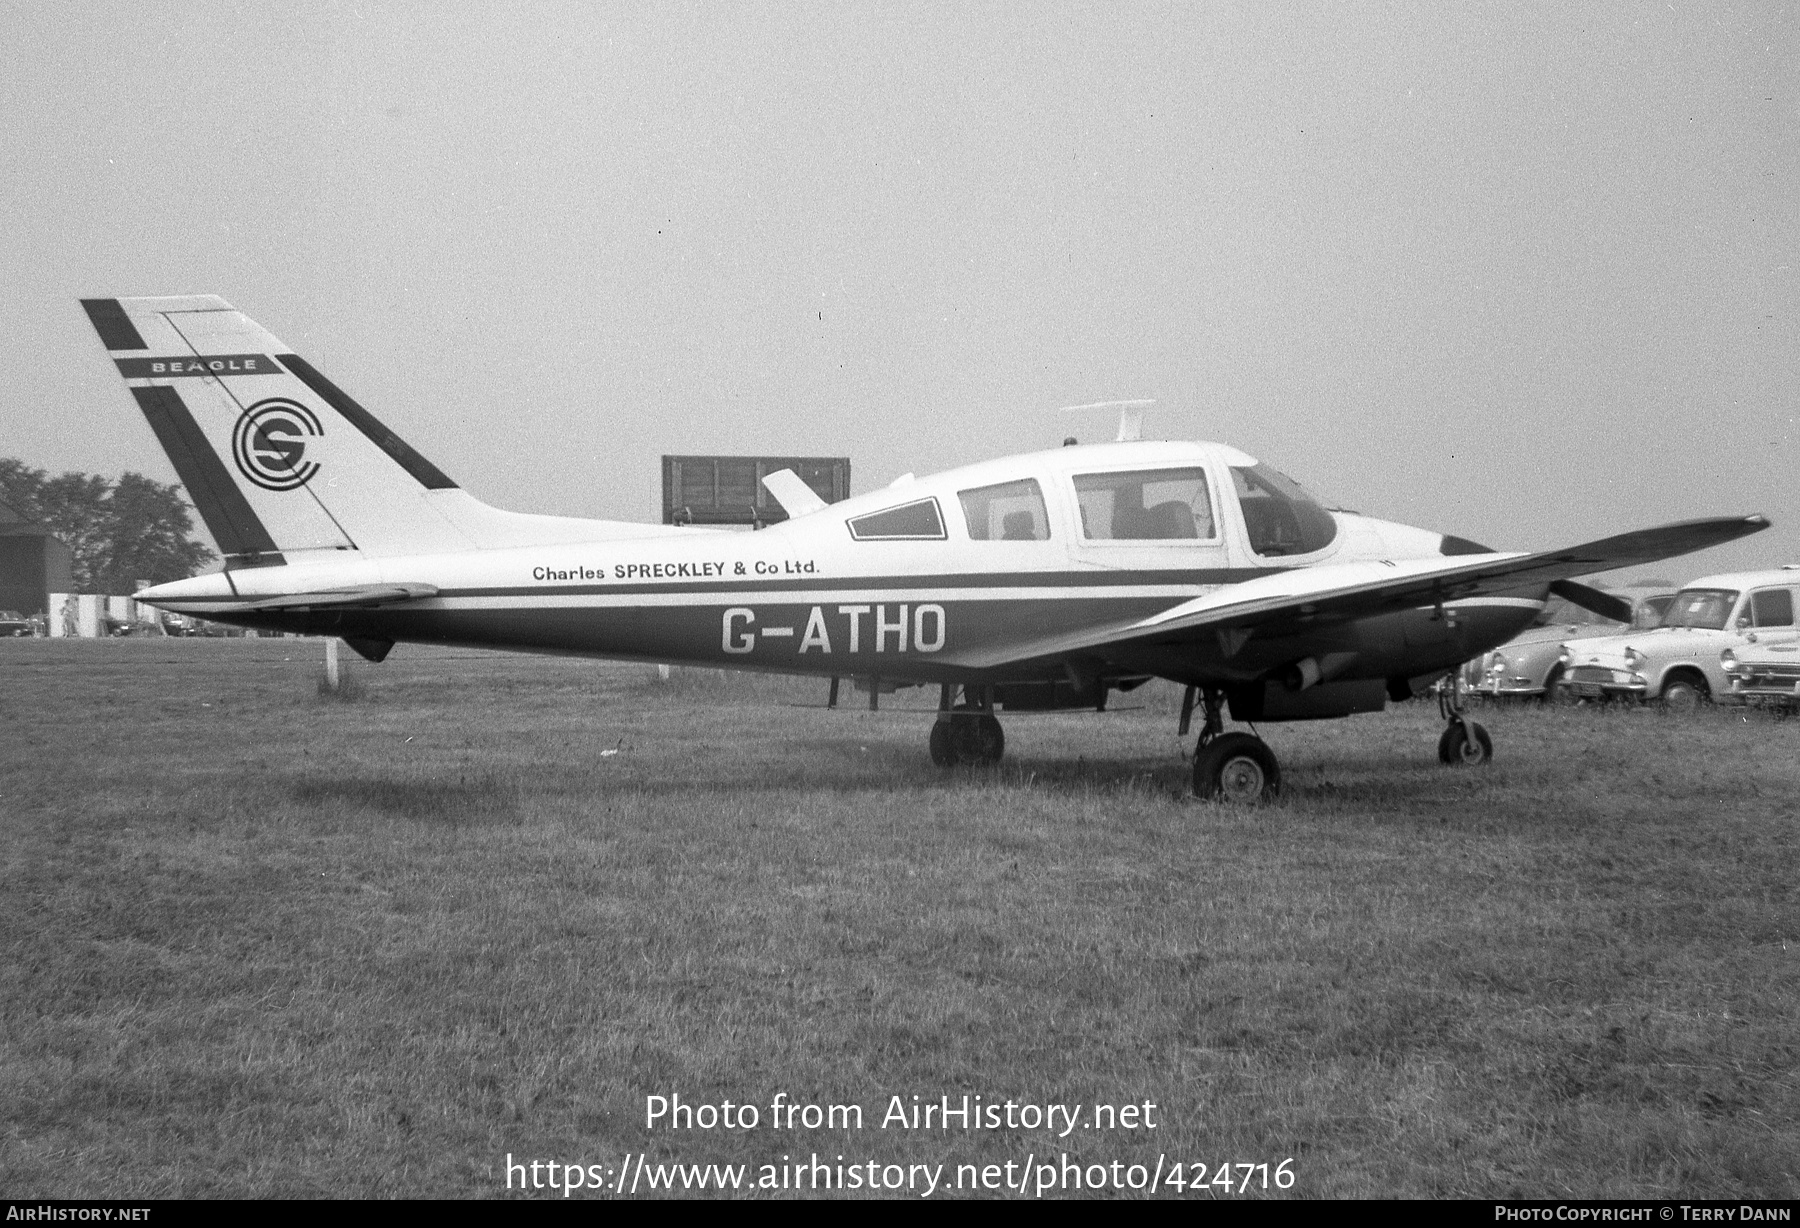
[83, 296, 654, 566]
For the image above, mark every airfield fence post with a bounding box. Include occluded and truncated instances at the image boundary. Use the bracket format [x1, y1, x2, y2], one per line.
[325, 637, 340, 692]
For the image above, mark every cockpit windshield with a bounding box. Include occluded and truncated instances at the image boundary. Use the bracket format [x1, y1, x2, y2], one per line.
[1658, 589, 1738, 630]
[1229, 464, 1338, 556]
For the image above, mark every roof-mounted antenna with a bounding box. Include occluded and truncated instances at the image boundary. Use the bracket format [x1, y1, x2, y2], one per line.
[1059, 399, 1156, 443]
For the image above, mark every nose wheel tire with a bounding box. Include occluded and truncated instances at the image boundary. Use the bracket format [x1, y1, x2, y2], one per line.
[1192, 733, 1281, 802]
[929, 713, 1005, 766]
[1437, 720, 1493, 765]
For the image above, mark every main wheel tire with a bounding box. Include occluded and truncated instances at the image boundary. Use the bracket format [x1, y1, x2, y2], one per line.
[928, 720, 957, 767]
[1660, 676, 1709, 712]
[949, 713, 1004, 764]
[1437, 720, 1494, 765]
[1192, 732, 1280, 802]
[935, 713, 1004, 765]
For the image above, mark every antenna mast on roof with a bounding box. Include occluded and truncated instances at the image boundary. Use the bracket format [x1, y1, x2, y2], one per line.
[1059, 399, 1156, 442]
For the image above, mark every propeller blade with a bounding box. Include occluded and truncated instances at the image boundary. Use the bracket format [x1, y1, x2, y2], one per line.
[1550, 579, 1632, 623]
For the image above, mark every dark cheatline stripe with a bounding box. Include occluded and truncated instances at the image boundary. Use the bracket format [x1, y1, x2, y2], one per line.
[80, 298, 147, 351]
[276, 353, 459, 490]
[129, 386, 285, 566]
[444, 565, 1288, 601]
[442, 567, 1286, 600]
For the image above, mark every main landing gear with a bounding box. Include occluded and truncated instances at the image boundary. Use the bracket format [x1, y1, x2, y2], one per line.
[1185, 686, 1281, 802]
[1436, 677, 1493, 765]
[929, 684, 1006, 767]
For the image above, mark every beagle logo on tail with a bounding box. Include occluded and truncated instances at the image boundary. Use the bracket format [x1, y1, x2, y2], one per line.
[232, 398, 321, 491]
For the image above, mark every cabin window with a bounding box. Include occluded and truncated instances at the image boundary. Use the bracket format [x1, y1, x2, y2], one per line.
[959, 478, 1051, 541]
[1229, 464, 1338, 556]
[1073, 468, 1215, 541]
[846, 497, 945, 541]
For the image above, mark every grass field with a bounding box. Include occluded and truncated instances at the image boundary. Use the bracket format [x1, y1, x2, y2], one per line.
[2, 638, 1795, 1199]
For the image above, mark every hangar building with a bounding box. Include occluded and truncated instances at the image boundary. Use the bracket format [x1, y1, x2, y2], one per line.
[0, 499, 74, 619]
[662, 456, 850, 527]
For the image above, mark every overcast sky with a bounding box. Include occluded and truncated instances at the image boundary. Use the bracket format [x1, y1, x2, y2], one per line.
[3, 1, 1794, 582]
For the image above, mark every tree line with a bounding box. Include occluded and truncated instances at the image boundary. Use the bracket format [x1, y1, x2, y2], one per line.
[0, 458, 213, 593]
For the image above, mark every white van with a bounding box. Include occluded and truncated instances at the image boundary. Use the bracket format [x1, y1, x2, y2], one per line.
[1558, 568, 1800, 707]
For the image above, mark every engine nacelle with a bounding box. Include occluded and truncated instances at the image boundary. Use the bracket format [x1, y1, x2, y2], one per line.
[1228, 678, 1389, 722]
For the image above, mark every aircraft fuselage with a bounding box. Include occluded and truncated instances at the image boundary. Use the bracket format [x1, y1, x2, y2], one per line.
[93, 294, 1766, 796]
[146, 440, 1542, 698]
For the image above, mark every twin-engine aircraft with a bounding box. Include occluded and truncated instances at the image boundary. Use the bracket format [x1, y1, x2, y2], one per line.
[84, 295, 1767, 799]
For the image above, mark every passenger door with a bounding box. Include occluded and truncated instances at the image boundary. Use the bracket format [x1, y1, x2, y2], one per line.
[1742, 586, 1800, 645]
[1065, 465, 1232, 578]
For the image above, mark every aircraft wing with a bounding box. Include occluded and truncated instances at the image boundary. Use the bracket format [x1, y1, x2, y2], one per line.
[947, 514, 1769, 670]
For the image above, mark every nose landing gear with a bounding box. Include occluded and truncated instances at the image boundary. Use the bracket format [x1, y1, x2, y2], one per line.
[1436, 677, 1493, 765]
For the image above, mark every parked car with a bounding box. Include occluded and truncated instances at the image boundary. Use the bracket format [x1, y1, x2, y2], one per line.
[156, 612, 199, 636]
[191, 618, 243, 637]
[0, 609, 35, 637]
[1557, 569, 1800, 707]
[1720, 638, 1800, 711]
[1464, 592, 1673, 700]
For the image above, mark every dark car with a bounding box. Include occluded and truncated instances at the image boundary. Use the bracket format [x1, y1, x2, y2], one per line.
[0, 610, 35, 637]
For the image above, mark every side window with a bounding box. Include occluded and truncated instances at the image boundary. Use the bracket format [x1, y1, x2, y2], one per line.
[1750, 588, 1794, 628]
[1637, 595, 1675, 628]
[1073, 468, 1215, 541]
[959, 478, 1050, 541]
[846, 497, 945, 541]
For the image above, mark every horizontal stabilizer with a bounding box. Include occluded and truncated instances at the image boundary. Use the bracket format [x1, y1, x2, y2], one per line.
[760, 469, 828, 518]
[234, 583, 439, 612]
